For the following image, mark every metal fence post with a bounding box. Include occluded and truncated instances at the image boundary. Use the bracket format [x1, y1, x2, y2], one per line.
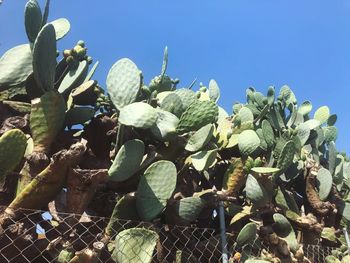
[219, 201, 229, 263]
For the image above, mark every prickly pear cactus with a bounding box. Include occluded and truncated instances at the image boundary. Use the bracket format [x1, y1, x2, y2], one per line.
[106, 58, 141, 110]
[0, 129, 27, 183]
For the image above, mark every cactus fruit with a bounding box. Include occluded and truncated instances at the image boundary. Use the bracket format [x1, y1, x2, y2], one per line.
[108, 139, 145, 182]
[136, 160, 177, 221]
[0, 129, 27, 183]
[119, 102, 158, 129]
[176, 100, 218, 134]
[106, 58, 141, 110]
[32, 23, 57, 92]
[112, 228, 158, 263]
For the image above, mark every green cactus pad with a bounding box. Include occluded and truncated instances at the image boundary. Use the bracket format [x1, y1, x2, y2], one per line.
[279, 85, 297, 106]
[108, 139, 145, 182]
[58, 60, 88, 94]
[176, 100, 218, 134]
[0, 44, 33, 90]
[316, 168, 332, 201]
[251, 167, 280, 174]
[185, 124, 213, 152]
[137, 160, 177, 221]
[261, 119, 275, 148]
[84, 61, 99, 82]
[150, 109, 179, 141]
[32, 23, 57, 92]
[275, 186, 299, 213]
[0, 129, 27, 183]
[160, 93, 184, 118]
[304, 119, 321, 130]
[314, 105, 330, 124]
[267, 86, 275, 105]
[65, 106, 95, 126]
[327, 114, 337, 126]
[273, 213, 299, 252]
[191, 149, 218, 172]
[30, 91, 66, 152]
[238, 107, 254, 123]
[174, 88, 197, 110]
[50, 18, 71, 40]
[106, 194, 140, 236]
[71, 80, 98, 105]
[119, 102, 158, 129]
[208, 79, 220, 102]
[277, 140, 295, 171]
[177, 196, 206, 222]
[236, 222, 257, 247]
[323, 126, 338, 142]
[238, 130, 260, 156]
[328, 142, 337, 176]
[112, 228, 158, 263]
[106, 58, 141, 110]
[297, 123, 311, 146]
[298, 101, 312, 115]
[25, 0, 43, 43]
[245, 174, 269, 207]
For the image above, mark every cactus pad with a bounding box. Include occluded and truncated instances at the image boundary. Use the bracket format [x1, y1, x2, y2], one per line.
[25, 0, 43, 43]
[150, 109, 179, 141]
[236, 222, 257, 247]
[106, 58, 141, 110]
[30, 91, 66, 152]
[208, 79, 220, 102]
[316, 168, 332, 201]
[108, 139, 145, 182]
[112, 228, 158, 263]
[160, 93, 184, 118]
[245, 174, 269, 207]
[185, 124, 213, 152]
[277, 140, 295, 171]
[119, 102, 158, 129]
[0, 129, 27, 183]
[176, 100, 218, 134]
[177, 196, 206, 222]
[191, 149, 218, 171]
[51, 18, 71, 40]
[314, 106, 330, 124]
[58, 60, 88, 94]
[0, 44, 33, 90]
[238, 130, 260, 156]
[32, 23, 57, 91]
[65, 106, 95, 126]
[137, 160, 177, 221]
[261, 119, 275, 148]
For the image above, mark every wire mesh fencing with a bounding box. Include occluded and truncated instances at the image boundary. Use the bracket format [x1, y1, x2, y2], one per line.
[0, 206, 338, 263]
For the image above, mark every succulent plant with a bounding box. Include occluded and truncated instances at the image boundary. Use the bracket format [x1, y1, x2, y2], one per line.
[1, 2, 350, 262]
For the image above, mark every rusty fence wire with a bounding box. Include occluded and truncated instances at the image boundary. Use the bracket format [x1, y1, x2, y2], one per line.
[0, 206, 338, 263]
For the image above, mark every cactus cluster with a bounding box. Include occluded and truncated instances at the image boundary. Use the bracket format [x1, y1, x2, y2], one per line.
[0, 1, 350, 262]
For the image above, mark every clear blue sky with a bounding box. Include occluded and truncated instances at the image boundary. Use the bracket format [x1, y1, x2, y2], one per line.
[1, 1, 350, 152]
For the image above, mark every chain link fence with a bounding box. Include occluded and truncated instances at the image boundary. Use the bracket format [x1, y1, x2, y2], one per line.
[0, 206, 338, 263]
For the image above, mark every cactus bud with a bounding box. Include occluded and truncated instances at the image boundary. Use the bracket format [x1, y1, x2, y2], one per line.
[66, 55, 74, 64]
[77, 40, 85, 48]
[199, 86, 207, 93]
[87, 56, 93, 64]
